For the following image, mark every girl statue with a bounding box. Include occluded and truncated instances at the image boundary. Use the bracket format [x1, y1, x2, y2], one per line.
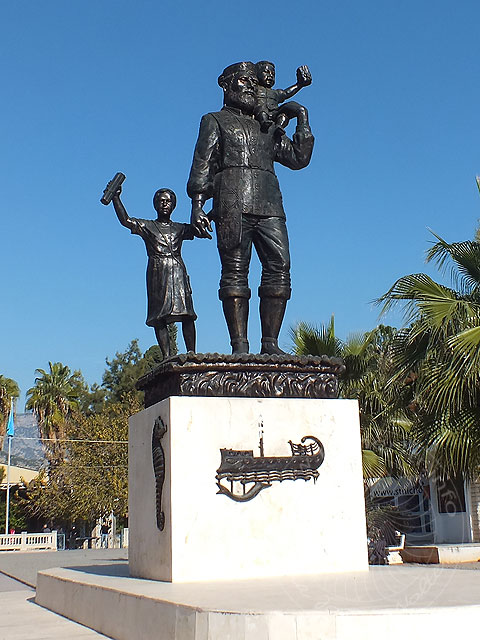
[109, 183, 199, 358]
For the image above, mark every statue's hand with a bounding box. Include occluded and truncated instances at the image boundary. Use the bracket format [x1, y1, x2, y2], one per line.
[107, 181, 122, 200]
[296, 65, 312, 87]
[191, 205, 213, 239]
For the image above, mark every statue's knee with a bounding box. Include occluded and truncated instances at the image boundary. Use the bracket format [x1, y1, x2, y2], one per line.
[258, 285, 291, 300]
[218, 286, 251, 301]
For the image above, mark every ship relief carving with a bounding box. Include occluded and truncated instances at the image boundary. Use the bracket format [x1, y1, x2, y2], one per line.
[152, 416, 167, 531]
[216, 428, 325, 502]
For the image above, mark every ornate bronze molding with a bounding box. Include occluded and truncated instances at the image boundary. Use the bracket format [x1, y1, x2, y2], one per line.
[138, 352, 345, 407]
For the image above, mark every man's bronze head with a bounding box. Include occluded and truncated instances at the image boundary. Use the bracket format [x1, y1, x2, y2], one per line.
[218, 61, 257, 113]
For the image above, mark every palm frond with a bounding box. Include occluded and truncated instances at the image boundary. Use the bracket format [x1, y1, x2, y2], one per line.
[377, 273, 461, 325]
[426, 231, 480, 294]
[362, 449, 387, 479]
[447, 326, 480, 369]
[290, 315, 343, 357]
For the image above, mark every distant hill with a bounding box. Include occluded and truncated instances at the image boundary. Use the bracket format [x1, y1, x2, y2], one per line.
[0, 413, 45, 470]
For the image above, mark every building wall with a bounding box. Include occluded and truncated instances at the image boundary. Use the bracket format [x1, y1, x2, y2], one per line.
[370, 476, 477, 545]
[469, 480, 480, 543]
[0, 464, 38, 488]
[430, 477, 472, 544]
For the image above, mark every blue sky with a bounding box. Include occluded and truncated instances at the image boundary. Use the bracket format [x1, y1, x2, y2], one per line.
[1, 1, 479, 404]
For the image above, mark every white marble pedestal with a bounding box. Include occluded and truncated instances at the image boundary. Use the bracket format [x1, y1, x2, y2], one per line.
[128, 397, 368, 582]
[36, 565, 480, 640]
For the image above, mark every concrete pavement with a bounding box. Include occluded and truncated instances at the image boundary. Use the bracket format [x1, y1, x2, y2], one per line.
[0, 548, 127, 587]
[0, 572, 108, 639]
[0, 549, 125, 639]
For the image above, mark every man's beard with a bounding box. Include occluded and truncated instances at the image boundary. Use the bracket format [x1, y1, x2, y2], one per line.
[225, 88, 255, 114]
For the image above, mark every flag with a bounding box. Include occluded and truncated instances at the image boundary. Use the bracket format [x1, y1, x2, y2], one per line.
[476, 176, 480, 194]
[6, 400, 14, 437]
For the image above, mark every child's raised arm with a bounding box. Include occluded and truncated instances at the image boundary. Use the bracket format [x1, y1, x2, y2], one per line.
[111, 185, 136, 231]
[281, 65, 312, 100]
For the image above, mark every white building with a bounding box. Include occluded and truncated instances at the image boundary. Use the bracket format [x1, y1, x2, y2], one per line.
[370, 475, 480, 544]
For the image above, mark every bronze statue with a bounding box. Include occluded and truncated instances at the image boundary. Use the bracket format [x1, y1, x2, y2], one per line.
[103, 179, 198, 358]
[187, 61, 314, 355]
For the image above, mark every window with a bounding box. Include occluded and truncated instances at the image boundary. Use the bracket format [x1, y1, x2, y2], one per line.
[437, 476, 466, 513]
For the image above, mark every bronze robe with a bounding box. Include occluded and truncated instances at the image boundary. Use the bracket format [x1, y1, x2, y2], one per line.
[130, 219, 196, 325]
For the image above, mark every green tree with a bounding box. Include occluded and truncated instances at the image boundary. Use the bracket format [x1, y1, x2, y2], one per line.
[291, 319, 418, 550]
[102, 340, 144, 403]
[0, 376, 20, 448]
[291, 315, 343, 358]
[66, 398, 134, 520]
[102, 333, 177, 405]
[290, 318, 416, 479]
[77, 382, 107, 416]
[24, 333, 176, 527]
[0, 487, 29, 532]
[378, 231, 480, 478]
[26, 362, 81, 464]
[24, 396, 139, 524]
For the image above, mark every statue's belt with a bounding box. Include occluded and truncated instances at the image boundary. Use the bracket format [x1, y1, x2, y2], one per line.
[150, 253, 183, 262]
[217, 165, 275, 175]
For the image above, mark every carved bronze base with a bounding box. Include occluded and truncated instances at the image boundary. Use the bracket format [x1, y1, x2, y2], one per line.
[137, 352, 345, 408]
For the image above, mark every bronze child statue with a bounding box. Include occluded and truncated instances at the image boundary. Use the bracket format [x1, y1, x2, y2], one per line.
[254, 61, 312, 133]
[105, 179, 199, 358]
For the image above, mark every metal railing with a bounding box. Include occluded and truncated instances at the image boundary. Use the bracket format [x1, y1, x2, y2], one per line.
[0, 531, 57, 551]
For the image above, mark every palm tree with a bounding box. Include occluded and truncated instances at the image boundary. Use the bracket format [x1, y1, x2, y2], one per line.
[26, 362, 81, 464]
[291, 319, 420, 554]
[0, 376, 20, 448]
[290, 319, 416, 480]
[378, 231, 480, 478]
[291, 315, 343, 358]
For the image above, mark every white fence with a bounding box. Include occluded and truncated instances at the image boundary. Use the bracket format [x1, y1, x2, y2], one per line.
[0, 531, 57, 552]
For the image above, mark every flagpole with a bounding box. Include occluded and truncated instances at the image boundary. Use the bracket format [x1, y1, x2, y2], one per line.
[5, 435, 11, 535]
[4, 399, 14, 536]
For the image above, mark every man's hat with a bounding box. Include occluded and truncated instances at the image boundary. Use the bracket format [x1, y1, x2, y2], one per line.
[218, 61, 256, 88]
